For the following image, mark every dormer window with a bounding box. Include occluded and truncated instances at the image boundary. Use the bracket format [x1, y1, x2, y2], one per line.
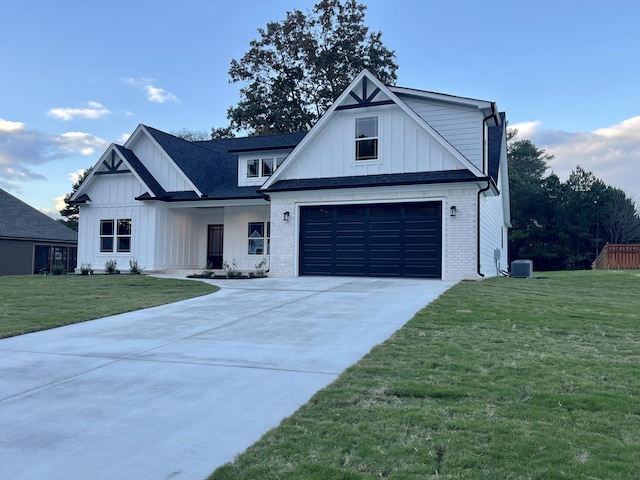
[246, 156, 285, 178]
[355, 116, 378, 161]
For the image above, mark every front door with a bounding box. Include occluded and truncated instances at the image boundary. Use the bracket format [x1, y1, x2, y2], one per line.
[207, 224, 224, 269]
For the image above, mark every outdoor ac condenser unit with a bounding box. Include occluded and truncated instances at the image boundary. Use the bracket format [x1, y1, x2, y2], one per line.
[511, 260, 533, 279]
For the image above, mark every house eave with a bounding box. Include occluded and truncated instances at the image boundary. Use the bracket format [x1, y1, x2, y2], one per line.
[262, 173, 498, 194]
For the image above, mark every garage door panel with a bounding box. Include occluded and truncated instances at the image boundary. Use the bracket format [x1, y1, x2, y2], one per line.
[300, 202, 441, 278]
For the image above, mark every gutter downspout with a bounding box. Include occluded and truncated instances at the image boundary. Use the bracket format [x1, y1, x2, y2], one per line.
[477, 180, 492, 278]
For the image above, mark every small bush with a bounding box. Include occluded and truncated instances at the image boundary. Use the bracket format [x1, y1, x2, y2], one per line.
[201, 268, 215, 279]
[129, 258, 143, 274]
[51, 263, 66, 275]
[250, 258, 268, 278]
[223, 259, 243, 278]
[79, 262, 93, 275]
[104, 259, 119, 274]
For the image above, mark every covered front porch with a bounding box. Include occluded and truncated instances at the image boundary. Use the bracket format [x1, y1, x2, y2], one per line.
[148, 201, 272, 274]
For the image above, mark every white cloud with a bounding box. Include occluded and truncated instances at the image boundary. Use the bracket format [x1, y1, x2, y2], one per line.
[69, 168, 88, 184]
[55, 132, 109, 156]
[0, 119, 107, 189]
[0, 118, 26, 132]
[48, 101, 111, 121]
[145, 85, 179, 103]
[125, 77, 179, 103]
[117, 133, 131, 144]
[510, 117, 640, 200]
[509, 121, 541, 140]
[39, 206, 59, 219]
[53, 193, 67, 214]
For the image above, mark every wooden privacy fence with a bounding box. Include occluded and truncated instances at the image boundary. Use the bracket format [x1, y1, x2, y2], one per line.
[592, 244, 640, 270]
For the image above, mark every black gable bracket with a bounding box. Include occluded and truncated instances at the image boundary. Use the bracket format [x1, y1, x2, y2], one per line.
[97, 150, 131, 175]
[341, 76, 390, 110]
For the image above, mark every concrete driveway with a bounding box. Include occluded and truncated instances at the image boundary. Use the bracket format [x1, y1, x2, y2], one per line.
[0, 276, 453, 480]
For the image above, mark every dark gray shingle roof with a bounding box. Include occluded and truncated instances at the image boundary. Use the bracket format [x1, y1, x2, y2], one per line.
[0, 188, 77, 242]
[138, 121, 505, 200]
[143, 126, 306, 200]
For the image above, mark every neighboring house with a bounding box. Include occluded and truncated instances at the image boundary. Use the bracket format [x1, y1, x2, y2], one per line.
[69, 70, 510, 281]
[0, 188, 78, 275]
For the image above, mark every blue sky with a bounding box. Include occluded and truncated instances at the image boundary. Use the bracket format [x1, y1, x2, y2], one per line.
[2, 0, 639, 216]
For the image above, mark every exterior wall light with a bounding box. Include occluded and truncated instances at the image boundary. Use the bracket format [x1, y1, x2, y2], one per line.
[449, 205, 457, 217]
[283, 211, 290, 222]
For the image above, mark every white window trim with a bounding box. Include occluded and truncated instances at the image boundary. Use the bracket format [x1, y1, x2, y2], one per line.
[242, 156, 286, 185]
[99, 218, 131, 254]
[247, 221, 270, 255]
[355, 115, 380, 162]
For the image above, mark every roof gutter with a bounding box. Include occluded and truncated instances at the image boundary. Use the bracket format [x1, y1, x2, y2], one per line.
[477, 180, 492, 278]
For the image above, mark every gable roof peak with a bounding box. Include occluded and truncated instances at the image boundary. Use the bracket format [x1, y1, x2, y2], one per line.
[262, 69, 487, 189]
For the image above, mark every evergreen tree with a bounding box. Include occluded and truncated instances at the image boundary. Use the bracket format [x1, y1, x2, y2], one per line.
[58, 167, 92, 231]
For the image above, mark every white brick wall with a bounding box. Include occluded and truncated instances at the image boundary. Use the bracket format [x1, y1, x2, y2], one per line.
[269, 185, 481, 281]
[444, 189, 479, 281]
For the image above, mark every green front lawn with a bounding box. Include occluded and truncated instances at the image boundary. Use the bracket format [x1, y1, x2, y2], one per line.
[210, 270, 640, 479]
[0, 274, 218, 338]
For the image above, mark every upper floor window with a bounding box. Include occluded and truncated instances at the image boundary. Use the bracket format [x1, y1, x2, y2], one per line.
[100, 219, 131, 253]
[355, 116, 378, 161]
[246, 156, 285, 178]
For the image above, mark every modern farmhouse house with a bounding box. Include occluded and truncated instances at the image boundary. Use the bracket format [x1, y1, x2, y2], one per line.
[69, 70, 510, 281]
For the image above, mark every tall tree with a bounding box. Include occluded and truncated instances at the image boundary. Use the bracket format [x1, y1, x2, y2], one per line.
[171, 128, 212, 141]
[172, 127, 236, 141]
[59, 167, 92, 231]
[508, 133, 640, 270]
[227, 0, 397, 135]
[602, 189, 640, 244]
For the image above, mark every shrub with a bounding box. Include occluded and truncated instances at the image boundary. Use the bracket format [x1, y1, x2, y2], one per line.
[223, 259, 243, 278]
[250, 258, 268, 278]
[51, 263, 66, 275]
[104, 259, 119, 274]
[129, 258, 143, 274]
[200, 267, 215, 278]
[79, 262, 93, 275]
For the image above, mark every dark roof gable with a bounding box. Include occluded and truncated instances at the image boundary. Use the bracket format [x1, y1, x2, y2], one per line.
[130, 106, 506, 201]
[0, 188, 77, 242]
[113, 145, 168, 198]
[142, 126, 306, 200]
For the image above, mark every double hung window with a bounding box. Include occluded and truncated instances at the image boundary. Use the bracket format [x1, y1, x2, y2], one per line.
[248, 222, 270, 255]
[355, 116, 378, 161]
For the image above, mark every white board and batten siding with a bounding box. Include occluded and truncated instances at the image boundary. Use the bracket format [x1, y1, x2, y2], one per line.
[281, 104, 464, 181]
[128, 133, 195, 193]
[76, 173, 155, 271]
[398, 96, 484, 172]
[479, 193, 509, 277]
[222, 205, 271, 271]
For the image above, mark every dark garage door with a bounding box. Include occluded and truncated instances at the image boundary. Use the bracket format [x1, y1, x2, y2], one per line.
[299, 202, 442, 278]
